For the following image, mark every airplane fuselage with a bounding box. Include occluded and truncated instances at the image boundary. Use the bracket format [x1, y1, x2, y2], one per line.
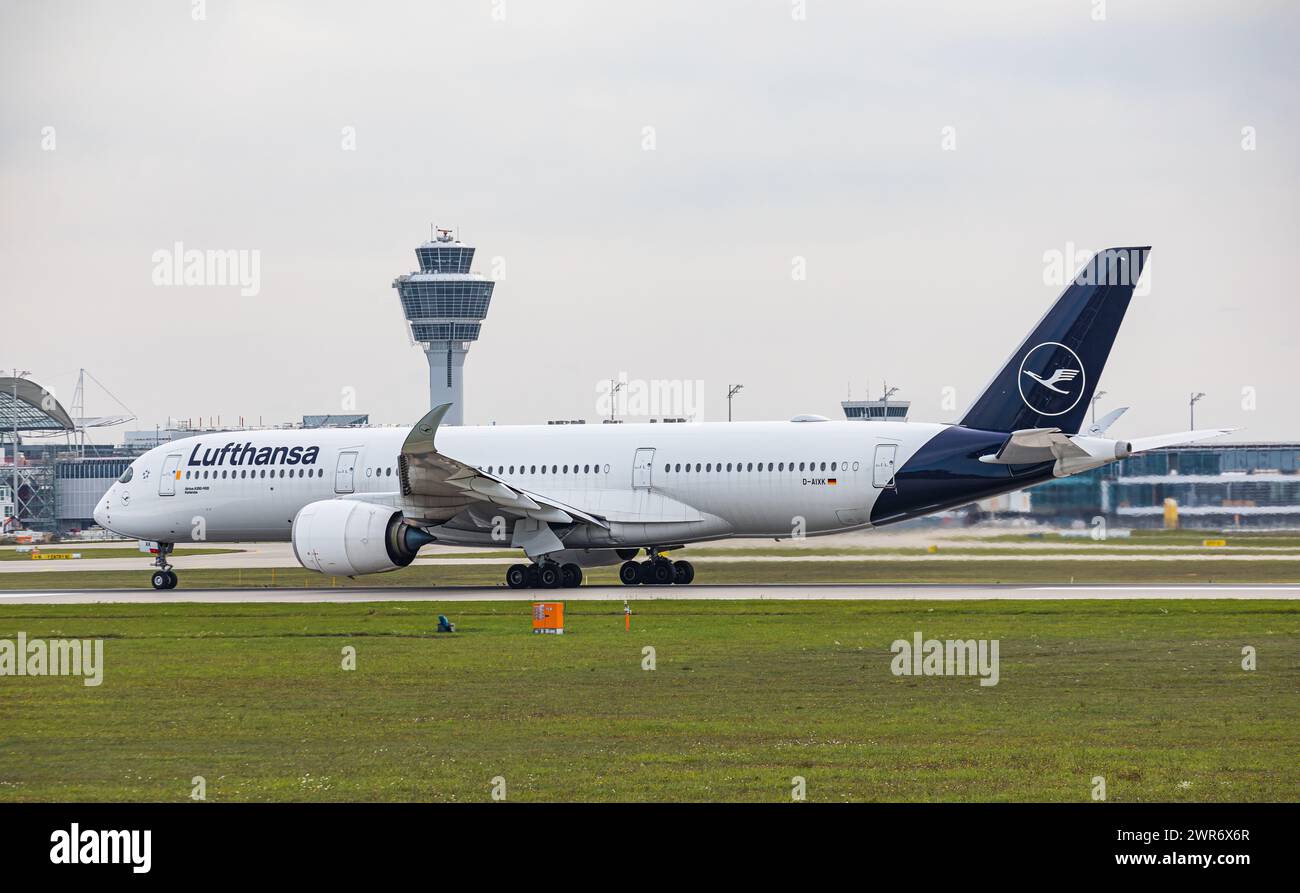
[94, 418, 1046, 548]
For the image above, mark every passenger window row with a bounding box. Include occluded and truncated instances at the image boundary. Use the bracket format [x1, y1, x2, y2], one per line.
[481, 464, 610, 476]
[185, 468, 324, 480]
[184, 466, 399, 482]
[663, 460, 852, 473]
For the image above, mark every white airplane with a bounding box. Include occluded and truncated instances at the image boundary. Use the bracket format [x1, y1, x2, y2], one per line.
[95, 246, 1231, 591]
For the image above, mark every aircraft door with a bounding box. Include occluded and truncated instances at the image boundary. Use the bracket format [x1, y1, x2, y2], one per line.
[632, 448, 656, 489]
[159, 454, 181, 496]
[872, 444, 897, 489]
[335, 450, 358, 494]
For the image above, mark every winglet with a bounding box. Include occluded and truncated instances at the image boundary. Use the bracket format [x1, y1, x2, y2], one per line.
[411, 403, 452, 440]
[400, 403, 455, 495]
[402, 403, 453, 453]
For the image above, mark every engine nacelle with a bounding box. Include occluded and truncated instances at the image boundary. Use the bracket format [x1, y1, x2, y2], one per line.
[292, 499, 434, 577]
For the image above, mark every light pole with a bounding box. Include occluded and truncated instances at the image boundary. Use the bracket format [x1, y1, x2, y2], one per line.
[880, 383, 900, 421]
[608, 379, 624, 422]
[1091, 390, 1108, 425]
[10, 370, 30, 530]
[1189, 392, 1206, 429]
[727, 384, 744, 422]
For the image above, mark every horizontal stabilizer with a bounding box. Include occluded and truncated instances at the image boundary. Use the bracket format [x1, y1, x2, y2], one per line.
[978, 427, 1079, 464]
[979, 428, 1130, 467]
[1129, 427, 1237, 454]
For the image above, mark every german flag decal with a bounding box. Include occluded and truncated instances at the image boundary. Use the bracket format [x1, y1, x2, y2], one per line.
[827, 478, 837, 485]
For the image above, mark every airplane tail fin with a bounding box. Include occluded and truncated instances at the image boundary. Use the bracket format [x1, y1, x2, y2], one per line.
[959, 246, 1150, 434]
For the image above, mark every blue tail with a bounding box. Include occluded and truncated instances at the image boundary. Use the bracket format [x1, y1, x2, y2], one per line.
[959, 246, 1150, 434]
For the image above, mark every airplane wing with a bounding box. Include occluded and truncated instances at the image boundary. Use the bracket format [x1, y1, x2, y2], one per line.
[398, 404, 609, 529]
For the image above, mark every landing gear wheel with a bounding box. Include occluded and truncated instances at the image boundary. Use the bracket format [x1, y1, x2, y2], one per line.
[560, 563, 583, 588]
[505, 564, 529, 589]
[638, 560, 656, 584]
[619, 561, 641, 586]
[148, 542, 176, 591]
[525, 565, 540, 588]
[538, 564, 562, 589]
[673, 560, 694, 585]
[650, 560, 675, 586]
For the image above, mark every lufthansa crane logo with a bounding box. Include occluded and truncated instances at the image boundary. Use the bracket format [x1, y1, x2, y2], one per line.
[1017, 341, 1085, 417]
[1023, 367, 1079, 394]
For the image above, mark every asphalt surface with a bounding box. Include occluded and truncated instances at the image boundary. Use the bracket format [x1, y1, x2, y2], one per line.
[8, 536, 1299, 574]
[1, 584, 1297, 604]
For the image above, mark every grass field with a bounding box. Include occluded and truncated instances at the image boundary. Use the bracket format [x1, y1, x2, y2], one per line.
[0, 599, 1295, 802]
[963, 531, 1300, 548]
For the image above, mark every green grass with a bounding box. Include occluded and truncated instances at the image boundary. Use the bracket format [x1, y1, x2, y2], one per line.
[3, 557, 1299, 590]
[966, 531, 1300, 548]
[0, 547, 240, 561]
[0, 599, 1295, 802]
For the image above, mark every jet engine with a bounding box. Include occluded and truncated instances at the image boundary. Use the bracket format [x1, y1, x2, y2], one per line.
[292, 499, 434, 577]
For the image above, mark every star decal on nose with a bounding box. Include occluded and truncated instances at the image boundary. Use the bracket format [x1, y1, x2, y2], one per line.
[141, 469, 150, 480]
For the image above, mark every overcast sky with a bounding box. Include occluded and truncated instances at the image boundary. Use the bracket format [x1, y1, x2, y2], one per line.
[2, 0, 1296, 442]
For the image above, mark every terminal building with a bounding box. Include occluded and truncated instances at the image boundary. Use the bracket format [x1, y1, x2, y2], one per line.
[1028, 442, 1300, 528]
[392, 228, 496, 425]
[2, 376, 75, 533]
[2, 377, 383, 536]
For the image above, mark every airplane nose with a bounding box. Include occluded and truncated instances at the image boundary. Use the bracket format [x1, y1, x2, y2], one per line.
[93, 495, 109, 528]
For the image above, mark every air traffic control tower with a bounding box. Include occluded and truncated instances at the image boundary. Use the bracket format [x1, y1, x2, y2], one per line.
[392, 228, 495, 425]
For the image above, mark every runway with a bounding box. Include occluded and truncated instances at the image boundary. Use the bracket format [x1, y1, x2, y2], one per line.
[8, 534, 1299, 574]
[1, 583, 1297, 604]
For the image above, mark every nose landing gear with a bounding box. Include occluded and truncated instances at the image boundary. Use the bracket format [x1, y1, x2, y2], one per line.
[149, 542, 178, 590]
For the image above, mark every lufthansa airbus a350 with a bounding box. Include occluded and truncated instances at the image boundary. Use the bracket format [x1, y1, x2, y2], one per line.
[95, 246, 1230, 590]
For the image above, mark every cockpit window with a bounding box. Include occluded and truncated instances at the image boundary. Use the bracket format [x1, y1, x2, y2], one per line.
[118, 467, 134, 484]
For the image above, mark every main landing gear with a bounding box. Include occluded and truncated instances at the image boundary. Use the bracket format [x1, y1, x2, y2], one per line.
[619, 549, 694, 586]
[149, 542, 178, 590]
[505, 560, 584, 590]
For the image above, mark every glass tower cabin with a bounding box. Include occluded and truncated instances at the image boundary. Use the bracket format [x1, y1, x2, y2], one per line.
[391, 229, 495, 425]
